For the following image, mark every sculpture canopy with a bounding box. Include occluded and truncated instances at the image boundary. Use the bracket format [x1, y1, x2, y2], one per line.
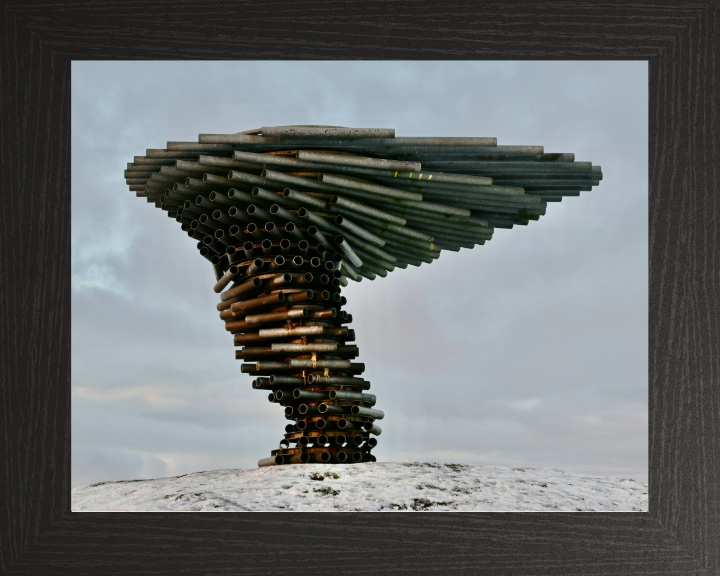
[124, 125, 602, 280]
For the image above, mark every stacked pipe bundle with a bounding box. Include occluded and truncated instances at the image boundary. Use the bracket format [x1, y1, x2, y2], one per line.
[124, 125, 601, 466]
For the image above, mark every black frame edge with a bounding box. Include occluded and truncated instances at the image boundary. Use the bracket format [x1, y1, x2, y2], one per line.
[1, 1, 717, 574]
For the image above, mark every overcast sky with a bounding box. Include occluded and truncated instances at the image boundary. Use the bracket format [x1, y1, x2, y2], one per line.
[71, 61, 648, 489]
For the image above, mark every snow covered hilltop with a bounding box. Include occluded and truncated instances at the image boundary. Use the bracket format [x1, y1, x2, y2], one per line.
[72, 462, 647, 512]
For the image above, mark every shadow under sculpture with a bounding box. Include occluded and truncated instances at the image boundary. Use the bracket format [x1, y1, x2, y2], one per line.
[124, 125, 602, 467]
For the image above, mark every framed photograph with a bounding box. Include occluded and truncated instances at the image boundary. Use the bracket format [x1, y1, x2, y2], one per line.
[2, 1, 718, 573]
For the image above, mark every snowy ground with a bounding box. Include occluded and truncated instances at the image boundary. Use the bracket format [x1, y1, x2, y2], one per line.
[72, 462, 648, 512]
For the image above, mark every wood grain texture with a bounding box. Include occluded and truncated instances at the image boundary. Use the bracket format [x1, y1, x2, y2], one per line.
[0, 1, 717, 574]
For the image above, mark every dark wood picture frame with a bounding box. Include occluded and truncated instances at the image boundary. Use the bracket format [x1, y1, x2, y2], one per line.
[1, 2, 718, 574]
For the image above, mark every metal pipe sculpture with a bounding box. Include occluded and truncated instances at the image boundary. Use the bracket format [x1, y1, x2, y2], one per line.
[124, 125, 602, 467]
